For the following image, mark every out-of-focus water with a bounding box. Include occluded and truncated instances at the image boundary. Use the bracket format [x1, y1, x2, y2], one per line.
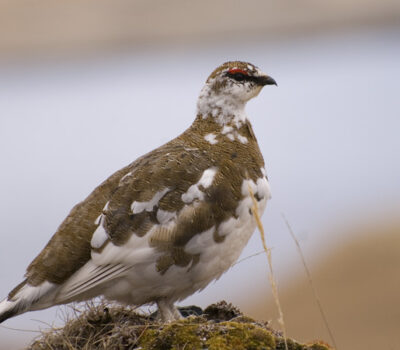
[0, 27, 399, 348]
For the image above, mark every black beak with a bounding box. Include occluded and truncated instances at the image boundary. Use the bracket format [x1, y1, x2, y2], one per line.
[257, 75, 277, 86]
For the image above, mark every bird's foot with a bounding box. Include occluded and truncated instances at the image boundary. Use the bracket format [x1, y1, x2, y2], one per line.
[156, 299, 182, 322]
[154, 301, 204, 322]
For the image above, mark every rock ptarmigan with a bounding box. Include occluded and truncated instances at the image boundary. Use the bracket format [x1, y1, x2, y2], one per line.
[0, 61, 276, 322]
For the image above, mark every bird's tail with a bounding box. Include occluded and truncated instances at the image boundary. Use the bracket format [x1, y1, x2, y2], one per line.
[0, 280, 28, 323]
[0, 299, 21, 323]
[0, 279, 55, 323]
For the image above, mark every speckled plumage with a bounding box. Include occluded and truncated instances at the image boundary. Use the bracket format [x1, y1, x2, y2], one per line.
[0, 61, 276, 323]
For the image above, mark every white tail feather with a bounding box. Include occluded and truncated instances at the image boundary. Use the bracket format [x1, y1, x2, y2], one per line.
[0, 298, 19, 323]
[0, 281, 56, 323]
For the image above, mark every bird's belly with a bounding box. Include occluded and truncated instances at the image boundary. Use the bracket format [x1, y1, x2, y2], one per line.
[102, 176, 270, 305]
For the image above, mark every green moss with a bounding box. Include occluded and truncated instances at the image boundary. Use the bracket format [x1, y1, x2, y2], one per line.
[139, 319, 275, 350]
[139, 318, 203, 350]
[206, 321, 275, 350]
[276, 338, 305, 350]
[275, 337, 331, 350]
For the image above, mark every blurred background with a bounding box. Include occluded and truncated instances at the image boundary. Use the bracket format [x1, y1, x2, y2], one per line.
[0, 1, 399, 349]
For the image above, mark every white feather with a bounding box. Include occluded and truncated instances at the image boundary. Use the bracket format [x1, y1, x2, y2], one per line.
[182, 167, 217, 204]
[204, 133, 218, 144]
[131, 188, 170, 214]
[91, 223, 108, 249]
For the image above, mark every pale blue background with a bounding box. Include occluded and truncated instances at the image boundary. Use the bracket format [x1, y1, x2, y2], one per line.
[0, 27, 399, 348]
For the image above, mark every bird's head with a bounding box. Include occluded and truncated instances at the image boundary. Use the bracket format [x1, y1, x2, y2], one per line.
[206, 61, 276, 102]
[197, 61, 276, 124]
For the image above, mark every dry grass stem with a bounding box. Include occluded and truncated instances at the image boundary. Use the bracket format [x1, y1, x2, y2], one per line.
[234, 250, 266, 266]
[282, 213, 338, 350]
[248, 185, 288, 350]
[0, 324, 42, 333]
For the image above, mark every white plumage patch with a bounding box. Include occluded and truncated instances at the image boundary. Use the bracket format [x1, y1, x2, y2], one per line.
[226, 133, 235, 141]
[236, 134, 248, 144]
[94, 215, 102, 225]
[204, 133, 218, 144]
[198, 167, 218, 188]
[220, 125, 248, 144]
[181, 167, 218, 204]
[91, 223, 108, 249]
[221, 125, 233, 134]
[131, 188, 170, 214]
[91, 201, 111, 249]
[156, 209, 177, 225]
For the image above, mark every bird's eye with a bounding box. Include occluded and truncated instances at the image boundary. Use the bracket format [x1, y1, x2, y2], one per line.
[226, 68, 249, 82]
[232, 73, 245, 81]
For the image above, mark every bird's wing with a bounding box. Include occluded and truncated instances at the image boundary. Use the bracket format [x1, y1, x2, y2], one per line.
[51, 137, 263, 303]
[50, 142, 237, 303]
[21, 142, 197, 286]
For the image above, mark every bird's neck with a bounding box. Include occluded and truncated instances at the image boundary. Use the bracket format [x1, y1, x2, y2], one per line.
[196, 85, 248, 127]
[186, 106, 257, 149]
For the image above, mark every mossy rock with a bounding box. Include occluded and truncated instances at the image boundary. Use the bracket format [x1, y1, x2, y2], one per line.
[139, 318, 275, 350]
[28, 301, 332, 350]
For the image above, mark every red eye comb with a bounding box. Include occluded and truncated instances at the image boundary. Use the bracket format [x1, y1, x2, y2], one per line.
[227, 68, 248, 75]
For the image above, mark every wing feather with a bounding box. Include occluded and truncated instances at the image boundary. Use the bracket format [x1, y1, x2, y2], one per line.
[55, 262, 132, 303]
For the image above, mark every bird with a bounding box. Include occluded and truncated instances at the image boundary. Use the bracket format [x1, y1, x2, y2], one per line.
[0, 61, 276, 323]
